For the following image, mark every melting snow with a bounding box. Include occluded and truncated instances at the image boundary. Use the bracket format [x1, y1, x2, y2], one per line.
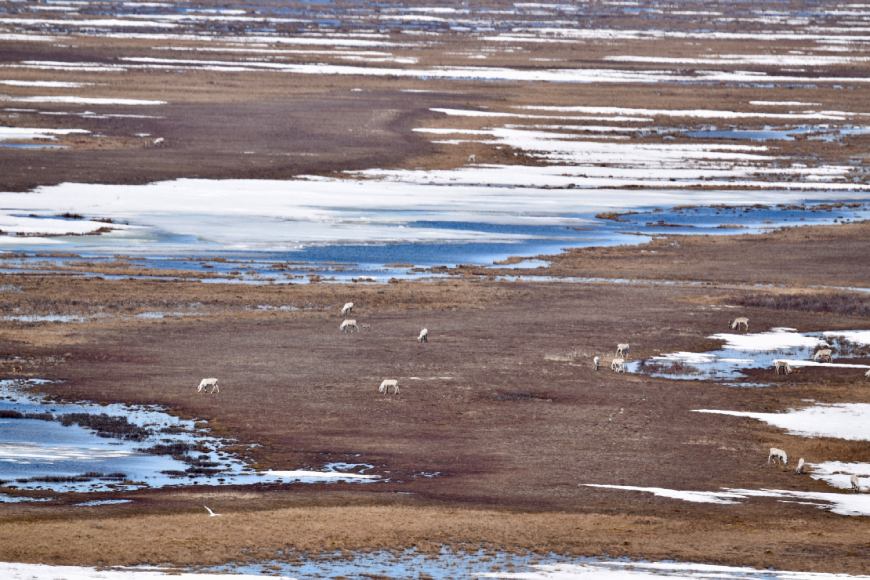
[695, 404, 870, 441]
[583, 484, 870, 516]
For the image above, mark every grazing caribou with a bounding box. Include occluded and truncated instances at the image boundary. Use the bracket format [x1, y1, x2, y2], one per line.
[197, 378, 219, 394]
[768, 447, 788, 466]
[378, 379, 399, 395]
[611, 358, 625, 373]
[340, 319, 359, 333]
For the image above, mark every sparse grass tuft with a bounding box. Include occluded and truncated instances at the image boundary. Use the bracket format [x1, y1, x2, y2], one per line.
[59, 413, 150, 441]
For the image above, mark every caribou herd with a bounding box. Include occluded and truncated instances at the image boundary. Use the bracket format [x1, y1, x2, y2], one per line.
[191, 303, 867, 494]
[768, 446, 867, 492]
[196, 300, 427, 397]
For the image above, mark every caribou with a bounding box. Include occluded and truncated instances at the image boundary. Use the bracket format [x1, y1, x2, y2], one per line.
[730, 317, 750, 332]
[197, 378, 219, 394]
[611, 357, 625, 373]
[378, 379, 399, 395]
[774, 360, 793, 375]
[768, 447, 788, 466]
[813, 348, 833, 363]
[616, 343, 630, 358]
[340, 319, 359, 333]
[341, 302, 354, 317]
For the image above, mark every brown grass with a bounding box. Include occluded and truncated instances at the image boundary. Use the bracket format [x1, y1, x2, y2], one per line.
[0, 501, 868, 574]
[731, 292, 870, 318]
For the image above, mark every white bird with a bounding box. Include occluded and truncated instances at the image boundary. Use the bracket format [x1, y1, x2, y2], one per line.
[203, 505, 221, 517]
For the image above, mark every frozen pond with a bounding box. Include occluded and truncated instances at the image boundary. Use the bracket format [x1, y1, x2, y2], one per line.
[0, 379, 377, 499]
[0, 201, 866, 282]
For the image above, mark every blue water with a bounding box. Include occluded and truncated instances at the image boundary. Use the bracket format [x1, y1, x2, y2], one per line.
[683, 125, 870, 142]
[0, 143, 66, 150]
[209, 548, 577, 579]
[205, 548, 859, 579]
[1, 201, 867, 283]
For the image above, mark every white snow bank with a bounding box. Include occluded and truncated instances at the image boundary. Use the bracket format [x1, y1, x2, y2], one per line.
[583, 484, 870, 516]
[0, 563, 292, 580]
[0, 80, 91, 88]
[517, 105, 855, 121]
[0, 95, 165, 106]
[750, 100, 822, 106]
[605, 54, 870, 66]
[781, 360, 870, 369]
[649, 352, 753, 365]
[583, 484, 745, 504]
[481, 560, 870, 578]
[0, 214, 126, 236]
[0, 443, 133, 462]
[0, 17, 178, 28]
[0, 126, 89, 141]
[708, 330, 822, 351]
[260, 469, 377, 481]
[694, 404, 870, 441]
[809, 462, 870, 490]
[0, 172, 866, 251]
[824, 330, 870, 346]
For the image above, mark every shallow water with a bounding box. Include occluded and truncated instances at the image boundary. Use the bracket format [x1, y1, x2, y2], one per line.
[0, 142, 66, 149]
[627, 328, 869, 384]
[682, 124, 870, 142]
[207, 549, 870, 579]
[1, 201, 866, 283]
[0, 379, 378, 497]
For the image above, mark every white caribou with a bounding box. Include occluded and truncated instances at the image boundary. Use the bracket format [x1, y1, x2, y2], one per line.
[341, 302, 354, 317]
[611, 357, 625, 373]
[813, 348, 833, 363]
[379, 379, 399, 395]
[197, 378, 219, 394]
[616, 343, 630, 358]
[773, 360, 792, 375]
[418, 328, 429, 343]
[768, 447, 788, 466]
[730, 317, 750, 332]
[340, 319, 359, 333]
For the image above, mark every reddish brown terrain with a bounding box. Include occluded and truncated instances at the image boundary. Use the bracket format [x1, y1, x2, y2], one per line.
[0, 0, 868, 576]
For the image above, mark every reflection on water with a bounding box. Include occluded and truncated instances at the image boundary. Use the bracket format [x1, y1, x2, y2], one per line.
[0, 201, 866, 283]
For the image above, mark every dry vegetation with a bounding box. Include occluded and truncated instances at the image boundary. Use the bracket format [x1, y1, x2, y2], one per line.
[0, 223, 867, 573]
